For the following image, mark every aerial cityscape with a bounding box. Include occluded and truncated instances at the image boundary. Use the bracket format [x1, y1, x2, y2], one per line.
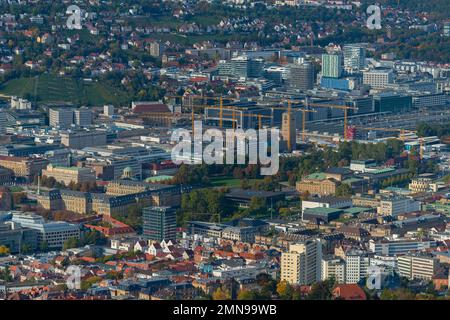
[0, 0, 449, 305]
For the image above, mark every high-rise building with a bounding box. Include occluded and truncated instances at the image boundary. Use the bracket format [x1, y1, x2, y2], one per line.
[344, 249, 370, 284]
[0, 110, 7, 134]
[281, 239, 322, 285]
[149, 41, 165, 57]
[281, 111, 296, 152]
[49, 108, 73, 128]
[444, 21, 450, 37]
[289, 62, 314, 91]
[143, 206, 177, 242]
[229, 56, 264, 79]
[343, 45, 366, 73]
[104, 105, 114, 117]
[322, 54, 342, 78]
[73, 108, 92, 126]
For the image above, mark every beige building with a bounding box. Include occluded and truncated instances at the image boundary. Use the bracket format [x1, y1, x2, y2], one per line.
[409, 177, 433, 193]
[281, 239, 322, 285]
[0, 156, 48, 180]
[398, 254, 437, 280]
[296, 176, 338, 196]
[42, 164, 96, 186]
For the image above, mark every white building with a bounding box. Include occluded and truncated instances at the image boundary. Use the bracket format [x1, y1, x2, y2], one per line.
[11, 212, 80, 249]
[321, 255, 346, 283]
[344, 250, 370, 284]
[368, 238, 437, 256]
[378, 196, 421, 216]
[363, 69, 394, 89]
[398, 254, 437, 280]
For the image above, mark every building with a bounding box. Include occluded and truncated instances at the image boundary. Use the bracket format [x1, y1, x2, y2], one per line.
[344, 249, 370, 284]
[301, 196, 353, 213]
[289, 62, 314, 91]
[143, 206, 177, 242]
[368, 238, 437, 256]
[10, 96, 32, 110]
[281, 111, 296, 152]
[372, 93, 412, 113]
[444, 21, 450, 37]
[104, 105, 114, 117]
[343, 44, 366, 73]
[409, 177, 434, 193]
[362, 69, 394, 89]
[321, 255, 346, 283]
[280, 239, 322, 285]
[149, 41, 165, 57]
[0, 111, 7, 134]
[11, 212, 80, 249]
[302, 207, 343, 223]
[49, 108, 73, 128]
[60, 131, 107, 149]
[0, 221, 38, 253]
[296, 172, 339, 196]
[322, 54, 342, 78]
[42, 164, 96, 186]
[0, 156, 48, 181]
[378, 196, 421, 216]
[398, 254, 438, 280]
[73, 108, 92, 126]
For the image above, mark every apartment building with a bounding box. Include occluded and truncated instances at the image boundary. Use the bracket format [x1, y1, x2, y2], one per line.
[49, 108, 73, 128]
[344, 250, 371, 284]
[321, 255, 346, 283]
[281, 239, 322, 285]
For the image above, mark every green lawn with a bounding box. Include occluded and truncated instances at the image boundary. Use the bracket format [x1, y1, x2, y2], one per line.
[209, 177, 264, 188]
[0, 74, 130, 106]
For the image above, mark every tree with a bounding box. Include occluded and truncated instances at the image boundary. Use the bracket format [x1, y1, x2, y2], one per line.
[276, 280, 293, 299]
[307, 279, 335, 300]
[335, 183, 353, 197]
[237, 290, 258, 300]
[0, 245, 10, 256]
[212, 287, 231, 300]
[63, 237, 80, 250]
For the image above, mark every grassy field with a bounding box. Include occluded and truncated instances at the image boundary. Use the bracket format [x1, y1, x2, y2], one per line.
[0, 74, 130, 106]
[209, 177, 264, 188]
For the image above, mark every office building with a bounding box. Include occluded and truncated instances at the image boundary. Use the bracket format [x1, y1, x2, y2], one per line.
[60, 131, 107, 149]
[0, 156, 48, 180]
[398, 254, 437, 280]
[368, 238, 437, 256]
[378, 196, 421, 216]
[0, 221, 38, 253]
[343, 45, 366, 72]
[373, 93, 412, 113]
[104, 105, 114, 117]
[362, 69, 394, 88]
[11, 212, 80, 249]
[49, 108, 73, 128]
[289, 62, 314, 91]
[322, 54, 342, 78]
[73, 108, 92, 126]
[143, 206, 177, 242]
[0, 111, 7, 134]
[281, 239, 322, 285]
